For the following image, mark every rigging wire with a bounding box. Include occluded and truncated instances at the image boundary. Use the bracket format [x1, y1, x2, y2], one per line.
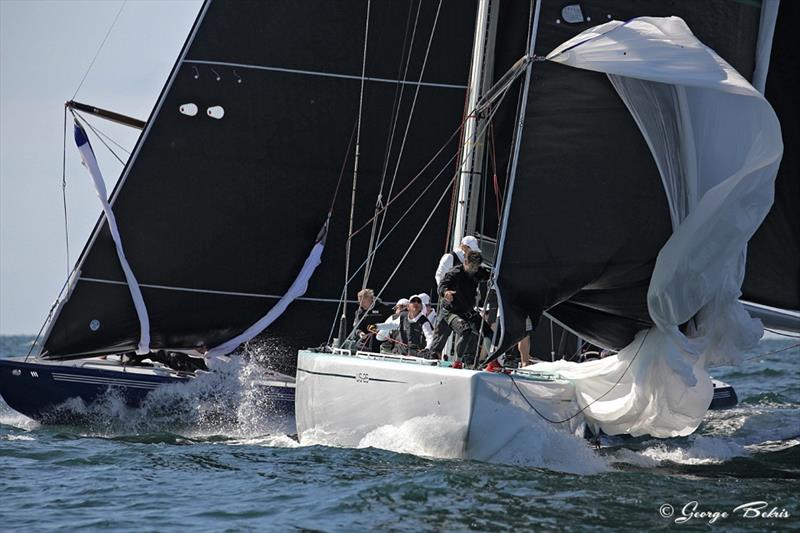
[61, 106, 71, 276]
[363, 0, 444, 288]
[340, 0, 372, 342]
[73, 112, 126, 165]
[25, 275, 75, 361]
[329, 167, 458, 345]
[341, 89, 513, 345]
[349, 123, 464, 239]
[508, 329, 651, 425]
[745, 342, 800, 360]
[72, 0, 127, 100]
[327, 127, 467, 345]
[85, 121, 132, 156]
[361, 0, 422, 287]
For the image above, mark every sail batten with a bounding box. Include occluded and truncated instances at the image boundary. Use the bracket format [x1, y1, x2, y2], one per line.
[184, 59, 469, 90]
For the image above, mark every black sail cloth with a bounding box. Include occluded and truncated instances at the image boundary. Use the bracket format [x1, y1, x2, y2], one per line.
[42, 0, 476, 359]
[493, 0, 763, 353]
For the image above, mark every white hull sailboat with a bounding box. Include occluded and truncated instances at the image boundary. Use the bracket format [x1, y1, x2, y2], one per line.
[296, 2, 792, 454]
[297, 349, 581, 460]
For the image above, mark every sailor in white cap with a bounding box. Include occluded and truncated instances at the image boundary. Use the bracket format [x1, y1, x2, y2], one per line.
[392, 298, 410, 319]
[375, 295, 434, 356]
[415, 292, 436, 325]
[434, 235, 481, 286]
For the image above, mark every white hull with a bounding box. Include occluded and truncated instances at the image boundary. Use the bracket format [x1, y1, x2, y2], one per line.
[296, 349, 584, 462]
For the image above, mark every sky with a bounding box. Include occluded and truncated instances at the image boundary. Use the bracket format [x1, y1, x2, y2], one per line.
[0, 0, 203, 334]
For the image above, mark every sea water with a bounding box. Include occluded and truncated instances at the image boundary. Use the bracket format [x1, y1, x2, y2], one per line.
[1, 334, 797, 531]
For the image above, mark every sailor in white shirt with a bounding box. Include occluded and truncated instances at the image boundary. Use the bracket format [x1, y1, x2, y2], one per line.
[434, 235, 482, 285]
[375, 295, 434, 355]
[416, 292, 437, 325]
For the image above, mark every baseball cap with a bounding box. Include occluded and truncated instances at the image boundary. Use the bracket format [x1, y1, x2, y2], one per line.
[461, 235, 481, 253]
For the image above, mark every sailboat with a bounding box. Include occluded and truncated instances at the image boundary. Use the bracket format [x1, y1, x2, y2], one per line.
[0, 0, 490, 422]
[295, 0, 797, 459]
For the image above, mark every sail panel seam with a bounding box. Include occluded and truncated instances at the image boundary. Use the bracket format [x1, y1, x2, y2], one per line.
[184, 59, 468, 90]
[78, 276, 355, 303]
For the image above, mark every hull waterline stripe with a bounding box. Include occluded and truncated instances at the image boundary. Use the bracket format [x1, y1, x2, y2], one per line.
[297, 367, 406, 384]
[184, 59, 469, 90]
[78, 277, 354, 304]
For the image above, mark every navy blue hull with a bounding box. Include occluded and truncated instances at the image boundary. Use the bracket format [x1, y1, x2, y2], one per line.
[0, 358, 295, 423]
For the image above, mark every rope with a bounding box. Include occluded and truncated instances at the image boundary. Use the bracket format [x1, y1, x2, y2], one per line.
[508, 329, 650, 425]
[364, 0, 443, 288]
[362, 0, 422, 287]
[343, 175, 456, 344]
[345, 93, 512, 347]
[61, 106, 70, 276]
[72, 0, 127, 100]
[73, 112, 126, 165]
[489, 121, 501, 221]
[745, 342, 800, 360]
[85, 121, 132, 156]
[25, 275, 75, 361]
[328, 144, 460, 345]
[349, 122, 464, 239]
[342, 0, 373, 333]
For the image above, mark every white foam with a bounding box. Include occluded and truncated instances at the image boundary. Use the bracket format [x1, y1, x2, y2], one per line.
[14, 357, 294, 441]
[1, 434, 35, 441]
[358, 415, 466, 459]
[638, 435, 748, 465]
[480, 420, 609, 474]
[0, 401, 39, 431]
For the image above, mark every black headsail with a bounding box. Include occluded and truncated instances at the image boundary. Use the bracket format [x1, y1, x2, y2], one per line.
[742, 1, 800, 314]
[493, 0, 765, 352]
[42, 0, 477, 359]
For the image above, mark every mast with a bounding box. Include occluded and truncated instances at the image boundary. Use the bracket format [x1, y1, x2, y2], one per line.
[452, 0, 498, 244]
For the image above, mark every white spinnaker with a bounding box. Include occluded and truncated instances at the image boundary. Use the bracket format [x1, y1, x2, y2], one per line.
[74, 122, 151, 354]
[534, 17, 783, 437]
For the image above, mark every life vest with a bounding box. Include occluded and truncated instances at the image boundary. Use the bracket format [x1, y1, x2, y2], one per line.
[398, 311, 430, 352]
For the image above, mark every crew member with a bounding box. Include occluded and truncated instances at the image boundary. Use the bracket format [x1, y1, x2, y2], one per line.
[434, 235, 481, 286]
[431, 250, 493, 364]
[376, 295, 434, 356]
[353, 288, 392, 351]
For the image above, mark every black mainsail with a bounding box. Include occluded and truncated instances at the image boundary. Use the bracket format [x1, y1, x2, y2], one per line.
[42, 0, 477, 359]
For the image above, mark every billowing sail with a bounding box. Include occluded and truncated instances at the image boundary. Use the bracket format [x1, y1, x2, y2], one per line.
[498, 12, 782, 438]
[494, 0, 767, 352]
[42, 0, 477, 359]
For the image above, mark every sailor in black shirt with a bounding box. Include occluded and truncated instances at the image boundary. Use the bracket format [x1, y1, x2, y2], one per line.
[431, 250, 493, 364]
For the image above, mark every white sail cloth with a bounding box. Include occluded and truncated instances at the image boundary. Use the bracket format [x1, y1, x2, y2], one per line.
[205, 223, 328, 359]
[75, 123, 151, 355]
[533, 17, 783, 437]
